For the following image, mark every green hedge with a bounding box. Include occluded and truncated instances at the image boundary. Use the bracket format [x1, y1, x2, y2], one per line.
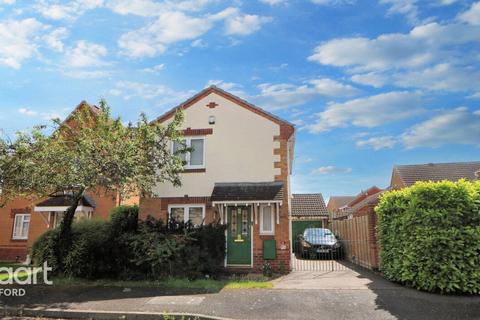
[376, 180, 480, 294]
[32, 206, 226, 280]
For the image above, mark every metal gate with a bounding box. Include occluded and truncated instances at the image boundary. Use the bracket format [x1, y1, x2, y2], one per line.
[291, 224, 377, 271]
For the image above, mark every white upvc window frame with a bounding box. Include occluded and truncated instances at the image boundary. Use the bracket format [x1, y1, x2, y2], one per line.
[172, 137, 206, 170]
[168, 204, 206, 226]
[12, 213, 31, 240]
[260, 205, 275, 235]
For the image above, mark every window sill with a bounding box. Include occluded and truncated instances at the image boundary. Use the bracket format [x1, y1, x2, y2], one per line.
[260, 232, 275, 236]
[11, 238, 28, 242]
[183, 168, 206, 173]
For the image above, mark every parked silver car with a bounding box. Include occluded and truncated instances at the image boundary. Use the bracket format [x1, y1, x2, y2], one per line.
[298, 228, 343, 259]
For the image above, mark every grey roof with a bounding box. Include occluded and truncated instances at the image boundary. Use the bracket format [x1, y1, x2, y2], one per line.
[328, 196, 356, 209]
[36, 194, 96, 208]
[291, 193, 328, 217]
[211, 182, 284, 202]
[394, 161, 480, 187]
[350, 191, 384, 212]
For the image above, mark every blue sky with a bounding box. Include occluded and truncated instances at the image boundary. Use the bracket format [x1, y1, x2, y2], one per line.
[1, 0, 479, 199]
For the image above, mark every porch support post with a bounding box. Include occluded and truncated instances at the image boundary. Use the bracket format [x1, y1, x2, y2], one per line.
[276, 203, 280, 224]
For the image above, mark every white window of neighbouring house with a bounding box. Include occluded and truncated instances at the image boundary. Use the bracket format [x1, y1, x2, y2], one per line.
[169, 205, 205, 226]
[260, 206, 274, 235]
[12, 214, 31, 240]
[172, 137, 205, 169]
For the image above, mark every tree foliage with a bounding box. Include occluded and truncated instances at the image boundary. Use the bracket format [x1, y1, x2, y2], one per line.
[0, 100, 186, 268]
[376, 180, 480, 294]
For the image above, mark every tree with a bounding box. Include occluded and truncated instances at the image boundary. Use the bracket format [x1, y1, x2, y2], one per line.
[0, 100, 186, 268]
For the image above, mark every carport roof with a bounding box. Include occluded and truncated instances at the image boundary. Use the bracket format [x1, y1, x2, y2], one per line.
[291, 193, 328, 217]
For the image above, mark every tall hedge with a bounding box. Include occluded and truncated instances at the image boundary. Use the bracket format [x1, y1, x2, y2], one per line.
[376, 180, 480, 294]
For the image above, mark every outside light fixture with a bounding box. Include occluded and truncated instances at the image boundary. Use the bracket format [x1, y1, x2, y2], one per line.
[209, 115, 216, 124]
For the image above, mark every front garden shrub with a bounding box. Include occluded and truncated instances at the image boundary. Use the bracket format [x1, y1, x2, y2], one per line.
[376, 180, 480, 294]
[31, 206, 227, 280]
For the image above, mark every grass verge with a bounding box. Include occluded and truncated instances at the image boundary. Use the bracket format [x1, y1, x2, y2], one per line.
[50, 276, 273, 290]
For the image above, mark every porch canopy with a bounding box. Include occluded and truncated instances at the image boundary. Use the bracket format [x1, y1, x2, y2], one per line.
[34, 194, 96, 213]
[211, 181, 284, 224]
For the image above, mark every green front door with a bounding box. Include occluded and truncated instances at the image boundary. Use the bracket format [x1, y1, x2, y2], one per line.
[227, 206, 252, 265]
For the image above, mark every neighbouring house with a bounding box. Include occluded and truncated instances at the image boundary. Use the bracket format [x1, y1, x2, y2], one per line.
[0, 103, 139, 262]
[326, 196, 355, 220]
[331, 161, 480, 270]
[390, 161, 480, 189]
[290, 193, 329, 251]
[139, 85, 295, 272]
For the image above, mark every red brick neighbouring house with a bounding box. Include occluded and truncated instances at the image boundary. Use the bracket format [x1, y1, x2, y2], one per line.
[0, 102, 139, 262]
[139, 86, 295, 272]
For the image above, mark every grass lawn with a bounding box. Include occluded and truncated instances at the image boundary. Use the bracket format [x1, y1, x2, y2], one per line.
[50, 276, 273, 291]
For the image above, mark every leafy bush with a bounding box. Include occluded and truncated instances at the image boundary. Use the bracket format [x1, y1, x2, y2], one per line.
[31, 228, 60, 274]
[376, 180, 480, 294]
[110, 205, 139, 234]
[31, 206, 227, 280]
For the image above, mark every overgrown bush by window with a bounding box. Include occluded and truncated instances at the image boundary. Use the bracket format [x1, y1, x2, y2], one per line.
[32, 206, 227, 280]
[376, 180, 480, 294]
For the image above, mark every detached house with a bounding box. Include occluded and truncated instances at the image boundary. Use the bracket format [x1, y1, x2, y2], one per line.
[139, 86, 295, 271]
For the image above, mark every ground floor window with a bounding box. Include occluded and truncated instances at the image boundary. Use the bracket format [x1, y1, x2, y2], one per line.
[169, 205, 205, 226]
[260, 205, 275, 235]
[12, 214, 31, 240]
[51, 211, 92, 228]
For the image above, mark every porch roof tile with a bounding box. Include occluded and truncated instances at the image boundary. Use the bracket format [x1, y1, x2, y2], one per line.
[211, 182, 284, 202]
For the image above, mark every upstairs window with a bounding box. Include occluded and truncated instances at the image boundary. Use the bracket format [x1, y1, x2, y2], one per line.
[12, 214, 30, 240]
[173, 137, 205, 169]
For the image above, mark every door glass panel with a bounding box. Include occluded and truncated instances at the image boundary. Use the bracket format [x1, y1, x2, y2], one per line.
[171, 207, 185, 222]
[242, 209, 248, 235]
[232, 210, 237, 234]
[188, 207, 203, 226]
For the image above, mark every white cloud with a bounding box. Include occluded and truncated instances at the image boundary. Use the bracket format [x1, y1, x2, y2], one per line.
[109, 81, 195, 107]
[393, 63, 480, 92]
[223, 11, 272, 36]
[106, 0, 215, 16]
[308, 78, 359, 96]
[18, 108, 38, 116]
[142, 64, 165, 73]
[402, 107, 480, 148]
[64, 40, 108, 68]
[259, 0, 286, 5]
[1, 0, 16, 4]
[380, 0, 419, 24]
[35, 0, 103, 20]
[18, 107, 62, 120]
[256, 78, 359, 109]
[312, 166, 352, 174]
[311, 0, 355, 5]
[308, 22, 480, 72]
[118, 7, 271, 58]
[0, 18, 45, 69]
[191, 38, 207, 48]
[459, 2, 480, 26]
[118, 11, 213, 58]
[42, 27, 68, 52]
[306, 91, 424, 133]
[356, 135, 397, 150]
[350, 72, 388, 88]
[62, 69, 110, 78]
